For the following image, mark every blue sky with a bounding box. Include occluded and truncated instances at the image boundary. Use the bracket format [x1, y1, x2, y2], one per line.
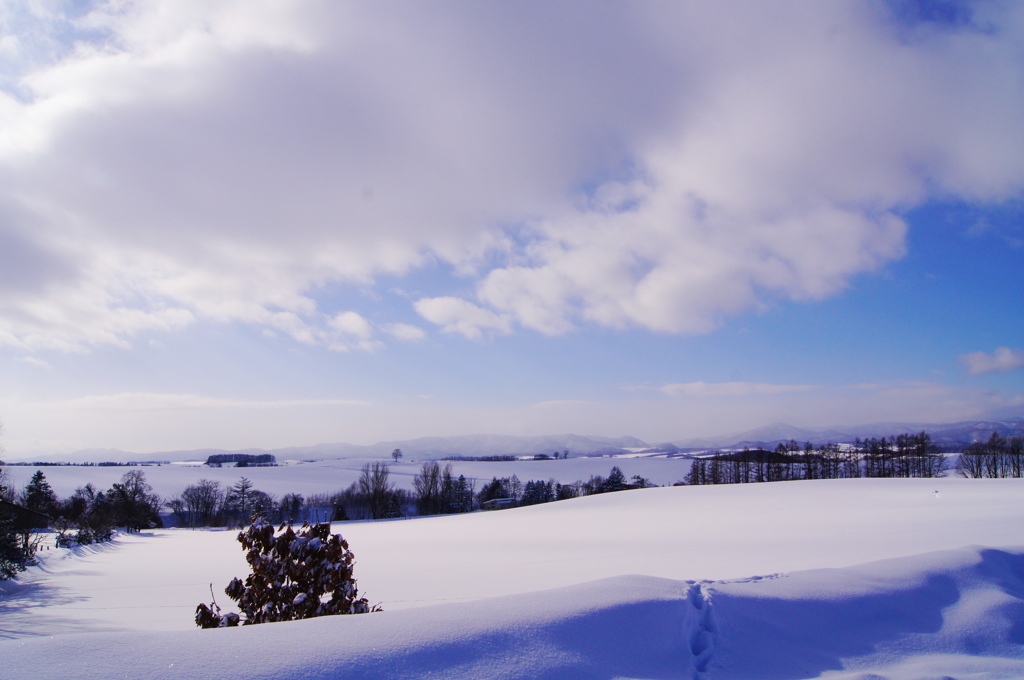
[0, 1, 1022, 456]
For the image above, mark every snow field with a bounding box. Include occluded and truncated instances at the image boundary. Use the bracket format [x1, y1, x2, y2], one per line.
[2, 477, 1024, 678]
[341, 477, 1024, 608]
[1, 455, 693, 502]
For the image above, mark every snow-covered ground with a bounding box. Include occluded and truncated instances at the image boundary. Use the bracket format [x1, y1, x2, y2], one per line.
[2, 477, 1024, 679]
[1, 455, 692, 501]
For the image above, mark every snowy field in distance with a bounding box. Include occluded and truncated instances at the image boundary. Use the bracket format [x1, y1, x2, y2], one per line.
[3, 477, 1024, 679]
[1, 455, 692, 501]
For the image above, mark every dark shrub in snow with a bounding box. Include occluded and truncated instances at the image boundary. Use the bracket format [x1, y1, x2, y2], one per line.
[196, 519, 379, 628]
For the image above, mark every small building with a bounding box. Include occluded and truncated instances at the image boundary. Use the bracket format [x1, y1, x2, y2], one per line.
[0, 499, 51, 531]
[482, 498, 516, 511]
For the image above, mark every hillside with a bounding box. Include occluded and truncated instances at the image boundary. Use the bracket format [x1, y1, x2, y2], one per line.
[2, 477, 1024, 678]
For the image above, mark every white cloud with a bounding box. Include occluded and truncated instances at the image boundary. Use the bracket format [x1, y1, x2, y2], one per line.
[658, 382, 817, 398]
[0, 2, 1021, 348]
[327, 311, 382, 352]
[18, 356, 51, 369]
[857, 381, 955, 400]
[329, 312, 373, 341]
[961, 347, 1024, 376]
[383, 323, 426, 342]
[37, 393, 369, 412]
[414, 297, 511, 340]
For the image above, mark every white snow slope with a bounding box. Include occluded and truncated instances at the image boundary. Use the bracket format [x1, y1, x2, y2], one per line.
[2, 477, 1024, 679]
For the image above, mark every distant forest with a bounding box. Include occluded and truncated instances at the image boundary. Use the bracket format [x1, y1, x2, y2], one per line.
[683, 431, 1024, 486]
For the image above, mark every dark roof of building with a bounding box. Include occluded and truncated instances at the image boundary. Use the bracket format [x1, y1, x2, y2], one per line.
[0, 498, 52, 528]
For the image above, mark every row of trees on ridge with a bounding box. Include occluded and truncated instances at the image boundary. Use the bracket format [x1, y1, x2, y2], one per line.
[683, 433, 946, 486]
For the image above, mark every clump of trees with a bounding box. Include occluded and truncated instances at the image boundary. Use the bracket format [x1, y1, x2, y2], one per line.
[196, 519, 378, 628]
[681, 433, 945, 486]
[955, 433, 1024, 478]
[532, 451, 569, 460]
[205, 453, 276, 467]
[358, 461, 403, 519]
[441, 455, 518, 462]
[3, 466, 165, 574]
[476, 474, 521, 506]
[53, 470, 163, 546]
[320, 463, 407, 521]
[473, 466, 651, 510]
[168, 477, 280, 528]
[166, 464, 410, 529]
[413, 462, 474, 515]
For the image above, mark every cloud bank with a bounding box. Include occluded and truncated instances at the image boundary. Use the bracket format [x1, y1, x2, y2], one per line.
[1, 1, 1023, 350]
[3, 378, 1012, 456]
[962, 347, 1024, 376]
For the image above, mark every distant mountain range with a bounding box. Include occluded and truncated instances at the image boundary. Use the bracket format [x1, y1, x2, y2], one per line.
[670, 419, 1024, 452]
[8, 419, 1023, 464]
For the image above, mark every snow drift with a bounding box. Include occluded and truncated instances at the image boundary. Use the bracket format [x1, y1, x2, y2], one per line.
[3, 478, 1024, 678]
[5, 547, 1024, 679]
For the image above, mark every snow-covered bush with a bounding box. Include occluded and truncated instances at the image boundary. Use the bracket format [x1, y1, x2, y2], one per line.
[53, 523, 114, 548]
[196, 519, 378, 628]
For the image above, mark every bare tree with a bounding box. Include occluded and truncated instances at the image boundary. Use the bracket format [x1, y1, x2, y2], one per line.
[413, 461, 450, 515]
[165, 496, 187, 527]
[279, 493, 305, 523]
[182, 479, 224, 527]
[956, 433, 1023, 478]
[358, 462, 395, 520]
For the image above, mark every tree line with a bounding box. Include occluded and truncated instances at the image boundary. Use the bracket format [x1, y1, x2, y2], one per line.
[682, 433, 946, 486]
[475, 464, 654, 507]
[161, 460, 658, 527]
[954, 433, 1024, 478]
[1, 465, 165, 579]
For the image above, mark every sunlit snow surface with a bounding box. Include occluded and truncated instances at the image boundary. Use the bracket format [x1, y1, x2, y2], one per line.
[3, 478, 1024, 679]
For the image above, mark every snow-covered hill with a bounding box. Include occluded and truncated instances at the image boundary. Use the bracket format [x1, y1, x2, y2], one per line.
[2, 477, 1024, 678]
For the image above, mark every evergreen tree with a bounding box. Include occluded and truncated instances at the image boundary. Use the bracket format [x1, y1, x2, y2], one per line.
[475, 476, 511, 506]
[520, 480, 541, 506]
[452, 475, 473, 513]
[228, 477, 255, 523]
[22, 470, 57, 516]
[0, 507, 31, 580]
[598, 466, 628, 493]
